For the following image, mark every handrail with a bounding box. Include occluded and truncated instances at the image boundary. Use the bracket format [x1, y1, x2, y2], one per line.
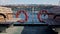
[0, 13, 6, 18]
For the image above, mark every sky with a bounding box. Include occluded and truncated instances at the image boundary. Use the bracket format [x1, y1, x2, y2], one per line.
[0, 0, 59, 5]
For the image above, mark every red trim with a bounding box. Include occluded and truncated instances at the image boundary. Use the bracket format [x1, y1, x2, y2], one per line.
[16, 10, 28, 23]
[37, 10, 48, 22]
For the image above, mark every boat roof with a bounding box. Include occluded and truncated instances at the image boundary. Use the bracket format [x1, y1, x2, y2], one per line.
[0, 4, 60, 8]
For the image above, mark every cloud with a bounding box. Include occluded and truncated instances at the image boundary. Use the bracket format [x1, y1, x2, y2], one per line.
[0, 0, 59, 5]
[0, 0, 10, 5]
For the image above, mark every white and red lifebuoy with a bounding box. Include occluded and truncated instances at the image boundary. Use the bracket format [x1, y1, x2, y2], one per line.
[16, 10, 28, 23]
[37, 10, 48, 23]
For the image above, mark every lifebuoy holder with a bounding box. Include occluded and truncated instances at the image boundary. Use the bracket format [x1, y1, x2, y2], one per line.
[16, 10, 28, 23]
[37, 10, 48, 23]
